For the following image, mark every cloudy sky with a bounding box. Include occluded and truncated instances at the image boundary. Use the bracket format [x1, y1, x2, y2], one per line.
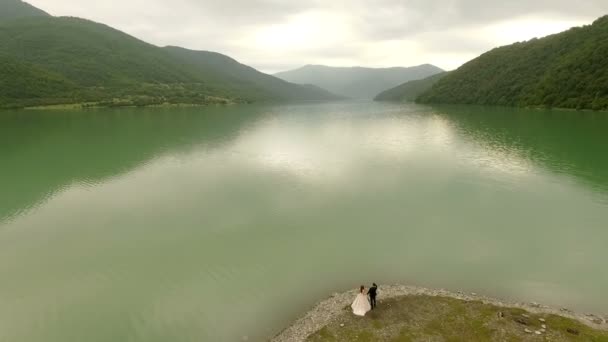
[28, 0, 608, 73]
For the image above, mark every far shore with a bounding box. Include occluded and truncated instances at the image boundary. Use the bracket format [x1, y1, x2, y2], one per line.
[272, 284, 608, 342]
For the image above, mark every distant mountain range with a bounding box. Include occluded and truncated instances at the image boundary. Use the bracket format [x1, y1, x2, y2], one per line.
[274, 64, 444, 99]
[417, 15, 608, 110]
[0, 0, 341, 109]
[375, 72, 449, 102]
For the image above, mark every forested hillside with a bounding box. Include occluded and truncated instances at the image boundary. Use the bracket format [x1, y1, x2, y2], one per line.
[0, 5, 340, 108]
[374, 72, 448, 102]
[164, 47, 339, 102]
[418, 16, 608, 110]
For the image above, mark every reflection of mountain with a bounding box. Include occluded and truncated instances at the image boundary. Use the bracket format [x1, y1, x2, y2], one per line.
[0, 106, 265, 221]
[432, 105, 608, 194]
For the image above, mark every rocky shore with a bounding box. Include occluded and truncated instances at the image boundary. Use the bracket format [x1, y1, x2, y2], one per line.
[272, 284, 608, 341]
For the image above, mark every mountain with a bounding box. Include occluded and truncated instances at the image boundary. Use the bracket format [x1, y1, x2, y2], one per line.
[0, 8, 340, 109]
[374, 72, 448, 102]
[418, 16, 608, 111]
[274, 64, 444, 99]
[163, 46, 340, 102]
[0, 0, 50, 20]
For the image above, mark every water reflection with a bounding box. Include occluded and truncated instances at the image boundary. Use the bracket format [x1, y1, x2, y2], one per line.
[0, 102, 607, 342]
[0, 106, 264, 222]
[431, 105, 608, 195]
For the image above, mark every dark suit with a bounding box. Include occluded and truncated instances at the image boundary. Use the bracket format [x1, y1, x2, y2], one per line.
[368, 285, 378, 309]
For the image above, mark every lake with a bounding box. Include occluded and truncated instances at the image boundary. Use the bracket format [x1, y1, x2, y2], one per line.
[1, 102, 607, 341]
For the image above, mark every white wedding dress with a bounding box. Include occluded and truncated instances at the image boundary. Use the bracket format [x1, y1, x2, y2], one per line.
[351, 292, 372, 316]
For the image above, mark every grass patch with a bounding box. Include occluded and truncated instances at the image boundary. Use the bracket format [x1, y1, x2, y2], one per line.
[307, 296, 608, 342]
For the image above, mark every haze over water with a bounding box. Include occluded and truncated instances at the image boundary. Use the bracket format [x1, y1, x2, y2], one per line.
[1, 102, 607, 341]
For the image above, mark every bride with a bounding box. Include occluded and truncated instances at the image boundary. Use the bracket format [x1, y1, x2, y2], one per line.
[351, 285, 372, 316]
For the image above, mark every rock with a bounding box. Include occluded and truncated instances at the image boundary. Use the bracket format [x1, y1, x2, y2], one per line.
[497, 311, 504, 319]
[340, 323, 344, 327]
[535, 331, 542, 335]
[567, 328, 580, 335]
[522, 314, 530, 318]
[515, 318, 528, 325]
[530, 302, 541, 308]
[541, 324, 546, 329]
[590, 318, 604, 325]
[539, 318, 546, 322]
[524, 329, 533, 333]
[560, 307, 572, 313]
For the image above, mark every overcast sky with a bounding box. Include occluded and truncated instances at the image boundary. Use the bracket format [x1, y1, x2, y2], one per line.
[28, 0, 608, 73]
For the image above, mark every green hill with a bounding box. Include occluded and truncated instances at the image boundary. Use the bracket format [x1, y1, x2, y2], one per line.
[274, 64, 444, 99]
[0, 0, 50, 20]
[418, 16, 608, 110]
[374, 72, 448, 102]
[0, 13, 340, 108]
[163, 46, 340, 102]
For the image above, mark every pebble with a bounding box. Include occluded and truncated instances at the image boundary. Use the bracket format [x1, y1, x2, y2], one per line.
[535, 331, 542, 335]
[524, 329, 533, 333]
[541, 324, 547, 329]
[539, 318, 546, 322]
[522, 314, 530, 318]
[471, 292, 477, 296]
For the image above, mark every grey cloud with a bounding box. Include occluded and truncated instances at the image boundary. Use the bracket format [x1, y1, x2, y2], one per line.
[352, 0, 608, 40]
[28, 0, 608, 72]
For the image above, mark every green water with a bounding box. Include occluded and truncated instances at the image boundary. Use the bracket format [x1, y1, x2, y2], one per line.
[1, 102, 607, 341]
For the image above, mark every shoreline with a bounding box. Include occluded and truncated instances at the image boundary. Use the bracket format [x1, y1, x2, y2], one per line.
[272, 284, 608, 342]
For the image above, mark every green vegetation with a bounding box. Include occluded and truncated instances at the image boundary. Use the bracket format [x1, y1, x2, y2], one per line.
[0, 6, 340, 109]
[164, 47, 340, 102]
[418, 16, 608, 111]
[0, 0, 49, 20]
[374, 72, 448, 102]
[274, 64, 444, 99]
[307, 296, 608, 342]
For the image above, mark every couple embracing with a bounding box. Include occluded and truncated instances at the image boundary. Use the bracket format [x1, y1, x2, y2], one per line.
[351, 283, 378, 316]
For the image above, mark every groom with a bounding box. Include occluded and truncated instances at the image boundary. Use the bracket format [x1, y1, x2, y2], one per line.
[368, 283, 378, 309]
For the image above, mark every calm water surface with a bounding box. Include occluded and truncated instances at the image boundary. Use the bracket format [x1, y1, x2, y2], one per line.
[1, 102, 607, 341]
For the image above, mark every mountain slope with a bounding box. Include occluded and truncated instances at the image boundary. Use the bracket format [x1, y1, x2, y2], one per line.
[274, 64, 444, 99]
[0, 55, 76, 106]
[0, 0, 50, 20]
[0, 14, 340, 108]
[375, 72, 448, 102]
[418, 16, 608, 110]
[164, 46, 340, 102]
